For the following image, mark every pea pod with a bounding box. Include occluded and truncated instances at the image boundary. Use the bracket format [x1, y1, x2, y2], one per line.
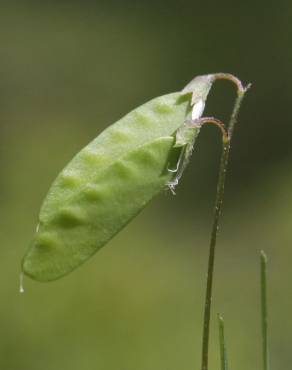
[22, 74, 216, 281]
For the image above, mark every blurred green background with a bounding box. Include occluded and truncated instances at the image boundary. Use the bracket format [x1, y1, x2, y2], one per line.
[1, 1, 292, 369]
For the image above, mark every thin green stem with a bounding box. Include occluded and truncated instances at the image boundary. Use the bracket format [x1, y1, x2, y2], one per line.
[201, 133, 229, 370]
[200, 77, 250, 370]
[261, 251, 269, 370]
[218, 314, 229, 370]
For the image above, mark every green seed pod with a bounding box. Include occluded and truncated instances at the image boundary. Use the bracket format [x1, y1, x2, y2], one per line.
[22, 75, 216, 282]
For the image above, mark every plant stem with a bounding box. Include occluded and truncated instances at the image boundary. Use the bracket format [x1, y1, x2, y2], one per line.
[200, 76, 250, 370]
[261, 251, 269, 370]
[201, 133, 229, 370]
[218, 314, 229, 370]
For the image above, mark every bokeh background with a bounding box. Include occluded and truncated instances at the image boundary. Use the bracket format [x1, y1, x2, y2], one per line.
[1, 1, 292, 369]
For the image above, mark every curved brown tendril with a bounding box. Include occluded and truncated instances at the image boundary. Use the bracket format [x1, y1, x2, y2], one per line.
[192, 116, 228, 142]
[213, 73, 246, 94]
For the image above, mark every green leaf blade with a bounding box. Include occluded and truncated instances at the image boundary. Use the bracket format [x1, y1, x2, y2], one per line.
[22, 75, 216, 281]
[23, 137, 177, 281]
[218, 314, 229, 370]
